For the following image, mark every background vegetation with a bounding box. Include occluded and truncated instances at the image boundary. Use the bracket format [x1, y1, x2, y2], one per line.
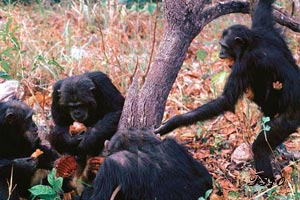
[0, 0, 299, 199]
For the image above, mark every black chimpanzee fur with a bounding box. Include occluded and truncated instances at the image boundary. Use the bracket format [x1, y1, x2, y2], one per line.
[48, 71, 124, 156]
[0, 100, 59, 199]
[88, 128, 212, 200]
[156, 0, 300, 179]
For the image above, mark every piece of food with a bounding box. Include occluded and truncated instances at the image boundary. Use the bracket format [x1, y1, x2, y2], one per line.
[55, 156, 77, 178]
[30, 148, 44, 159]
[69, 122, 87, 135]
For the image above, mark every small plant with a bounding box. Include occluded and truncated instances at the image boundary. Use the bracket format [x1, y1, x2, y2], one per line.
[29, 168, 63, 200]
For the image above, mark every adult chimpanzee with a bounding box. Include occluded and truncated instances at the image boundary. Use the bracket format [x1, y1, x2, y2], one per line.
[48, 71, 124, 156]
[88, 128, 212, 200]
[156, 0, 300, 180]
[0, 99, 59, 199]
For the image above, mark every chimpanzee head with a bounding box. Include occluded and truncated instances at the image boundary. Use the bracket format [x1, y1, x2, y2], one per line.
[58, 75, 97, 123]
[0, 100, 38, 145]
[219, 24, 254, 60]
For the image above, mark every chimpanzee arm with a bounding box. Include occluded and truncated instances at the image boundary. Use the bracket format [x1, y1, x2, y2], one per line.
[88, 71, 125, 111]
[251, 0, 275, 31]
[76, 72, 124, 156]
[48, 125, 83, 155]
[155, 65, 247, 135]
[78, 110, 122, 156]
[0, 158, 37, 177]
[36, 145, 59, 170]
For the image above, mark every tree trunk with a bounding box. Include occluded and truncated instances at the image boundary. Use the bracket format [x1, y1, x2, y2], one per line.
[118, 0, 300, 130]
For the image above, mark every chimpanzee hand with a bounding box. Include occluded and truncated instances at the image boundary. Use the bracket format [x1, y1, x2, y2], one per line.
[78, 128, 101, 155]
[154, 115, 184, 135]
[13, 157, 37, 173]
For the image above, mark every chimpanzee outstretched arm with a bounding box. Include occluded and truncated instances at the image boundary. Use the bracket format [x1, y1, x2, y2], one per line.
[252, 111, 300, 178]
[0, 158, 37, 177]
[155, 66, 248, 135]
[78, 110, 122, 156]
[251, 0, 275, 30]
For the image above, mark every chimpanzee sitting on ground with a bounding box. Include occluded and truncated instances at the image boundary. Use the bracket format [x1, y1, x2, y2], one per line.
[48, 71, 124, 194]
[156, 0, 300, 180]
[88, 128, 212, 200]
[0, 99, 59, 199]
[48, 71, 124, 156]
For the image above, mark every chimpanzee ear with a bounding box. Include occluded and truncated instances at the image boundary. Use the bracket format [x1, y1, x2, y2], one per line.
[5, 112, 17, 124]
[90, 87, 96, 92]
[234, 37, 245, 45]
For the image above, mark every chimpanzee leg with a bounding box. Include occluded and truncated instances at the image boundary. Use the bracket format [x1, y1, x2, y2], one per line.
[252, 112, 300, 179]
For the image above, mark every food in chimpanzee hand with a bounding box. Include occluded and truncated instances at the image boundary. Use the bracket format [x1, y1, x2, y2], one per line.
[69, 122, 87, 135]
[55, 156, 77, 178]
[30, 149, 44, 159]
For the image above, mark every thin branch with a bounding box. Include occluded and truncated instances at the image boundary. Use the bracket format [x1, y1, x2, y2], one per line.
[200, 1, 300, 32]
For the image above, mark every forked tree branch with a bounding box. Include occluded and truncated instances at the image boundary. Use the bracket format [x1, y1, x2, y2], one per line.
[201, 1, 300, 32]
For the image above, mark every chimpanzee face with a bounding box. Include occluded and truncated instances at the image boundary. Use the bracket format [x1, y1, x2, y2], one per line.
[67, 101, 89, 122]
[219, 29, 237, 60]
[59, 75, 97, 123]
[219, 25, 250, 60]
[219, 40, 235, 60]
[4, 100, 39, 145]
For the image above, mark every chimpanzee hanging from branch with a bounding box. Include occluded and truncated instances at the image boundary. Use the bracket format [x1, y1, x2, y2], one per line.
[156, 0, 300, 180]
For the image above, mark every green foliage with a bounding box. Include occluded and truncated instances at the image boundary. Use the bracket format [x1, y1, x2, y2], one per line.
[211, 70, 228, 97]
[261, 116, 271, 132]
[0, 17, 21, 79]
[198, 188, 213, 200]
[29, 169, 63, 200]
[196, 49, 207, 62]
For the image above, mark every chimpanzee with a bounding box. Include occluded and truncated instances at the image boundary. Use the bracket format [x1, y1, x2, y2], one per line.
[88, 128, 212, 200]
[156, 0, 300, 180]
[48, 71, 124, 195]
[48, 71, 124, 156]
[0, 99, 59, 199]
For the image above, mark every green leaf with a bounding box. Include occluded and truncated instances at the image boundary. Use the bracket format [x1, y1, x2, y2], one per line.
[264, 125, 271, 132]
[262, 116, 270, 123]
[211, 71, 227, 88]
[147, 3, 156, 14]
[0, 71, 12, 79]
[1, 48, 14, 58]
[48, 169, 63, 192]
[1, 60, 10, 73]
[28, 185, 56, 197]
[204, 189, 213, 199]
[196, 49, 207, 62]
[11, 36, 20, 49]
[48, 59, 64, 71]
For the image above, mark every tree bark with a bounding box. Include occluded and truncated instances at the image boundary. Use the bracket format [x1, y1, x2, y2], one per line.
[118, 0, 300, 130]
